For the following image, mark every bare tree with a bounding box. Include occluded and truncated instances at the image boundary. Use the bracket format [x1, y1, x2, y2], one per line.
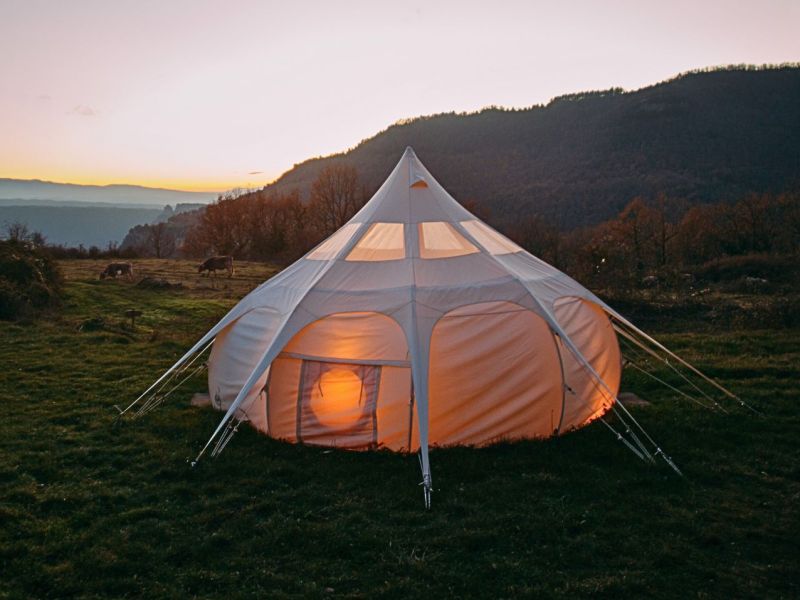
[308, 164, 365, 236]
[30, 231, 47, 247]
[147, 222, 175, 258]
[676, 204, 724, 265]
[4, 221, 30, 241]
[734, 193, 774, 254]
[653, 193, 680, 267]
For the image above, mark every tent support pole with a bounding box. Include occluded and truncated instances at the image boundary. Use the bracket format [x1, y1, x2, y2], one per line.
[119, 338, 215, 418]
[133, 361, 207, 419]
[549, 331, 568, 435]
[598, 418, 648, 462]
[615, 324, 727, 412]
[624, 355, 724, 413]
[560, 331, 683, 474]
[608, 313, 758, 414]
[407, 381, 415, 452]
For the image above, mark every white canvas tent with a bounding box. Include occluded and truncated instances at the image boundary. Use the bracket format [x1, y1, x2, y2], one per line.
[124, 147, 746, 507]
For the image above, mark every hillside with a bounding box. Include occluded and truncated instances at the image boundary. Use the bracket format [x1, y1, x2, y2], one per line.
[264, 66, 800, 228]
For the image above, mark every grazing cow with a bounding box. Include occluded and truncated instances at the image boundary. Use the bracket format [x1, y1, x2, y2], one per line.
[100, 262, 134, 280]
[198, 255, 234, 278]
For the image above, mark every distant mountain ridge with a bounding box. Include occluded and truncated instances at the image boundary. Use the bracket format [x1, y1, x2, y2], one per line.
[262, 66, 800, 229]
[0, 180, 216, 246]
[0, 179, 217, 207]
[0, 205, 163, 247]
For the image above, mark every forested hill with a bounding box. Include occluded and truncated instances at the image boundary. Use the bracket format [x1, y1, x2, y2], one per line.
[264, 66, 800, 228]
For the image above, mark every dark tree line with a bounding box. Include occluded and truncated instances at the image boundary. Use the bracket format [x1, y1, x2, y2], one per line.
[507, 191, 800, 292]
[176, 163, 798, 294]
[55, 157, 798, 300]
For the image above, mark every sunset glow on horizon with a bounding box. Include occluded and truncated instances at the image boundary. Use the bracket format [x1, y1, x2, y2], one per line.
[2, 0, 798, 194]
[2, 168, 265, 194]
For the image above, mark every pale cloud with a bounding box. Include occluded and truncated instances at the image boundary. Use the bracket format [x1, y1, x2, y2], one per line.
[69, 104, 97, 117]
[248, 171, 264, 175]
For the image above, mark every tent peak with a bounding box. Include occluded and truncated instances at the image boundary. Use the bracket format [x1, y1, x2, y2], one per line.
[349, 146, 476, 224]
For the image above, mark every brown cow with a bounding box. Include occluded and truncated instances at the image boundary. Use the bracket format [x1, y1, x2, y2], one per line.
[100, 262, 134, 280]
[198, 255, 234, 278]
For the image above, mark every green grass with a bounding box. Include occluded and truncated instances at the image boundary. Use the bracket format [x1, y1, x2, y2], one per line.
[1, 260, 798, 599]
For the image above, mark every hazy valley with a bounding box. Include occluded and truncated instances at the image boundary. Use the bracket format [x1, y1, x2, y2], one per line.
[0, 180, 213, 247]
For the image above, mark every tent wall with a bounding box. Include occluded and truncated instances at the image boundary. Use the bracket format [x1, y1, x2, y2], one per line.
[428, 301, 563, 446]
[207, 307, 282, 413]
[552, 297, 622, 430]
[374, 365, 418, 451]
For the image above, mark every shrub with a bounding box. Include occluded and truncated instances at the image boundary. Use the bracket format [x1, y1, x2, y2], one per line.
[0, 239, 63, 320]
[692, 254, 800, 286]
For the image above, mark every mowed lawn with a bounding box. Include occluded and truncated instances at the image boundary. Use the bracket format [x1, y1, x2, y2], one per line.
[1, 259, 798, 599]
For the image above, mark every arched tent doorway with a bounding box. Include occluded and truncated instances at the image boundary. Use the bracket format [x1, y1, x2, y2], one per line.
[264, 311, 416, 451]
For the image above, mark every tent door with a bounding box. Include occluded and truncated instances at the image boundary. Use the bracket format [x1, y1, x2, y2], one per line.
[296, 360, 381, 449]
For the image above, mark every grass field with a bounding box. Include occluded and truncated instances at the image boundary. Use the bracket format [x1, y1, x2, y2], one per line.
[1, 259, 798, 598]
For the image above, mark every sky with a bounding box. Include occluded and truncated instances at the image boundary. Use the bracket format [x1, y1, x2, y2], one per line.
[1, 0, 798, 193]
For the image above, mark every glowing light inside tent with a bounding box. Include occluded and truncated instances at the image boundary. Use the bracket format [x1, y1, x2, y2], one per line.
[419, 221, 479, 259]
[346, 222, 405, 261]
[309, 367, 364, 429]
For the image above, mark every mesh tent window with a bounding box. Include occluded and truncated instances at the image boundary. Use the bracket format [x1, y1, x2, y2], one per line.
[418, 222, 479, 259]
[346, 223, 405, 261]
